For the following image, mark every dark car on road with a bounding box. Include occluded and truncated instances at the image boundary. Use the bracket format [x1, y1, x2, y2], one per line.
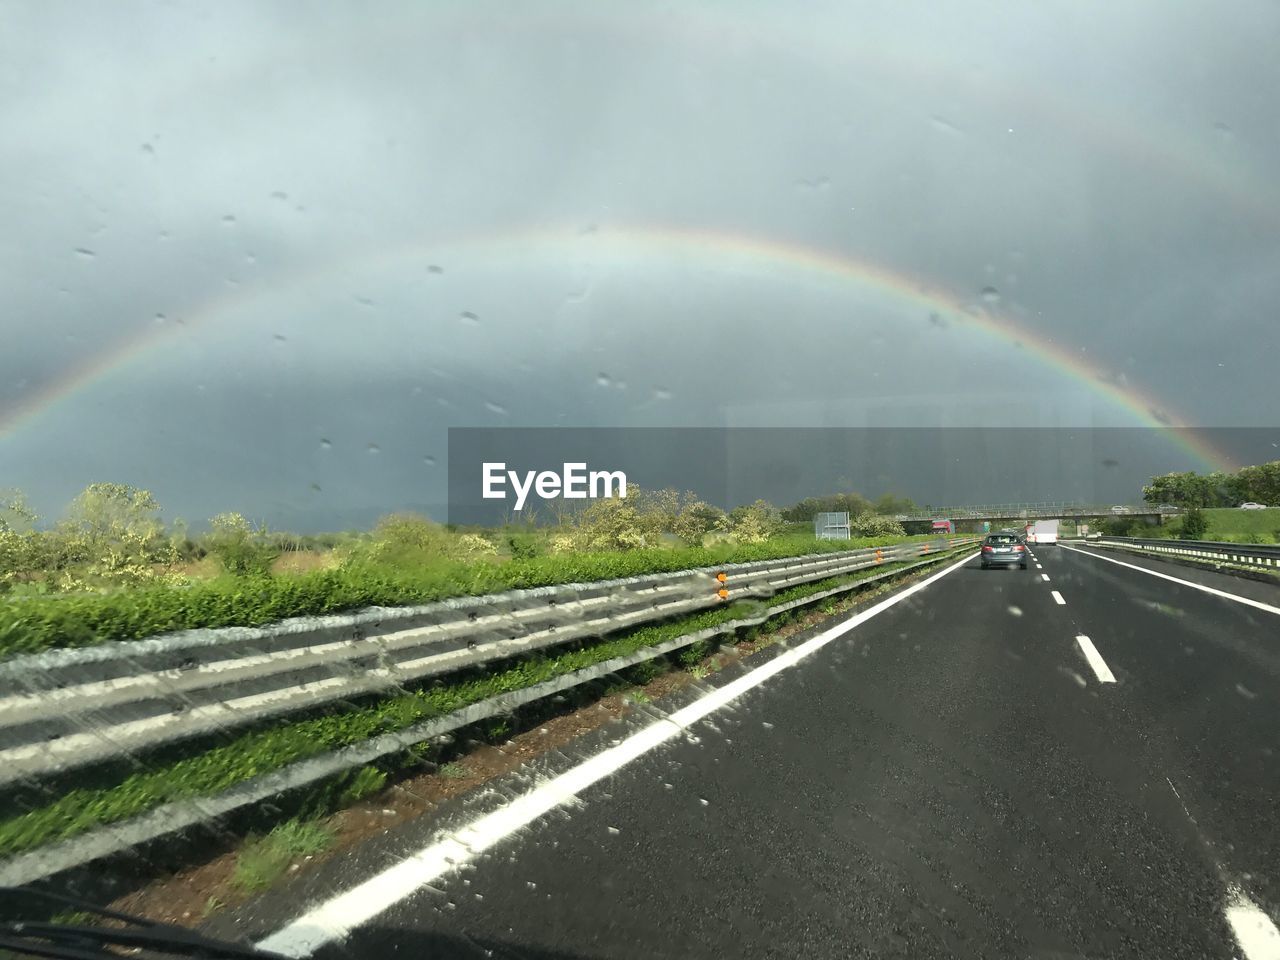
[980, 532, 1028, 569]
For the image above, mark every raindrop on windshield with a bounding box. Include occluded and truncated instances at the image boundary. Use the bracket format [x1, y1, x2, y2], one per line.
[460, 311, 479, 324]
[221, 214, 236, 225]
[153, 313, 167, 325]
[654, 387, 672, 401]
[596, 373, 611, 387]
[74, 248, 95, 258]
[423, 455, 436, 466]
[1007, 605, 1023, 617]
[320, 439, 332, 450]
[367, 443, 380, 454]
[980, 286, 1001, 303]
[606, 826, 620, 835]
[427, 264, 444, 274]
[273, 333, 287, 342]
[484, 401, 508, 416]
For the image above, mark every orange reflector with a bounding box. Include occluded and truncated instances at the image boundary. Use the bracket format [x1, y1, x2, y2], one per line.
[717, 588, 729, 600]
[715, 572, 727, 583]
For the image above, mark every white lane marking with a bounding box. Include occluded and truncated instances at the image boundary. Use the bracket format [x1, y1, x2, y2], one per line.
[1059, 544, 1280, 617]
[1041, 573, 1051, 582]
[256, 554, 978, 957]
[1227, 886, 1280, 960]
[1035, 563, 1043, 569]
[1075, 635, 1116, 683]
[1051, 590, 1066, 605]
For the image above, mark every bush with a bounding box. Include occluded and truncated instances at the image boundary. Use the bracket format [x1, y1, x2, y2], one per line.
[1180, 507, 1208, 540]
[849, 513, 906, 537]
[205, 513, 278, 578]
[727, 500, 783, 544]
[1104, 516, 1137, 537]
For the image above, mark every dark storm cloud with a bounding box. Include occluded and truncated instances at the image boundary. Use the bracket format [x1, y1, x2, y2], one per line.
[2, 0, 1278, 522]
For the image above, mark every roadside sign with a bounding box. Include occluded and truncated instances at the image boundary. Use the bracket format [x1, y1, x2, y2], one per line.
[1078, 523, 1089, 536]
[982, 521, 990, 532]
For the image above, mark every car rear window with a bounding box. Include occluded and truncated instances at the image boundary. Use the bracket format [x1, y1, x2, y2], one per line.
[986, 535, 1019, 545]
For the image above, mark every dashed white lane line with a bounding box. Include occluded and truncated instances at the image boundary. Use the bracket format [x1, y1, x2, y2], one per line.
[1075, 635, 1116, 683]
[1059, 543, 1280, 617]
[1227, 886, 1280, 960]
[1041, 573, 1050, 582]
[1051, 590, 1066, 605]
[1035, 563, 1043, 569]
[255, 554, 979, 957]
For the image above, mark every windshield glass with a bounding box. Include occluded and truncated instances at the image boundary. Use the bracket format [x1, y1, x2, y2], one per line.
[2, 3, 1278, 959]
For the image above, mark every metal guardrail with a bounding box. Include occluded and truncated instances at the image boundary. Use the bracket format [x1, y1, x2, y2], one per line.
[0, 541, 980, 888]
[0, 537, 979, 787]
[1081, 536, 1280, 570]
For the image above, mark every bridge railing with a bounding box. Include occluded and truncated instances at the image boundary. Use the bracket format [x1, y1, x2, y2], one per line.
[894, 503, 1170, 521]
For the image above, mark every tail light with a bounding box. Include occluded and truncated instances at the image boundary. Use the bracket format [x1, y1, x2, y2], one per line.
[1015, 544, 1026, 552]
[981, 545, 993, 552]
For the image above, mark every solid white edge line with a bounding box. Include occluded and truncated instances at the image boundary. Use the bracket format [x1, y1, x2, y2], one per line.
[1227, 885, 1280, 960]
[255, 553, 979, 958]
[1051, 590, 1066, 605]
[1059, 543, 1280, 617]
[1075, 635, 1116, 684]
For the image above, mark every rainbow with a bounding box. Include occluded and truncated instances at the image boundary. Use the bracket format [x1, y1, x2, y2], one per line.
[0, 222, 1236, 472]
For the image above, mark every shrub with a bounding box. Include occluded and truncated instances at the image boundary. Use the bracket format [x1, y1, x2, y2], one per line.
[849, 513, 906, 538]
[727, 500, 783, 544]
[206, 513, 278, 578]
[1180, 507, 1208, 540]
[671, 499, 728, 546]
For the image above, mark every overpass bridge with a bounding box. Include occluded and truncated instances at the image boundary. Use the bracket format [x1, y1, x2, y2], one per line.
[894, 502, 1175, 524]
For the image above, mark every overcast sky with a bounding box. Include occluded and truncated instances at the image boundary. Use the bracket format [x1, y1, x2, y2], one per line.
[2, 0, 1278, 527]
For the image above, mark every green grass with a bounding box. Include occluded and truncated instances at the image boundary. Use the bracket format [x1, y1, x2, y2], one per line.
[1134, 507, 1280, 543]
[1200, 507, 1280, 543]
[0, 533, 946, 660]
[437, 762, 468, 779]
[0, 549, 956, 860]
[230, 819, 334, 893]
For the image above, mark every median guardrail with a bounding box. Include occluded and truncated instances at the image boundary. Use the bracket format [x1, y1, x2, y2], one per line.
[0, 536, 979, 887]
[1078, 536, 1280, 571]
[0, 537, 980, 787]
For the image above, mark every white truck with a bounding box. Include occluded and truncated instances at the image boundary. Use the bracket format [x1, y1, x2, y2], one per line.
[1025, 518, 1059, 545]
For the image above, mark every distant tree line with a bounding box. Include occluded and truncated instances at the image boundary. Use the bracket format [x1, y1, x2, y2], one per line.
[780, 492, 917, 522]
[1142, 460, 1280, 508]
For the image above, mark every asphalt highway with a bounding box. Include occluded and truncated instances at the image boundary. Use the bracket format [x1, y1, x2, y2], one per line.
[245, 545, 1280, 959]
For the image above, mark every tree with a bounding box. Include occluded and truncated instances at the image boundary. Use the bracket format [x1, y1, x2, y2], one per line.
[872, 493, 917, 516]
[1180, 507, 1208, 540]
[0, 488, 38, 533]
[64, 483, 163, 544]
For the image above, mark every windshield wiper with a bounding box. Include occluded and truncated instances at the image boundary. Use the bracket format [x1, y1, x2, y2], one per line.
[0, 886, 286, 959]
